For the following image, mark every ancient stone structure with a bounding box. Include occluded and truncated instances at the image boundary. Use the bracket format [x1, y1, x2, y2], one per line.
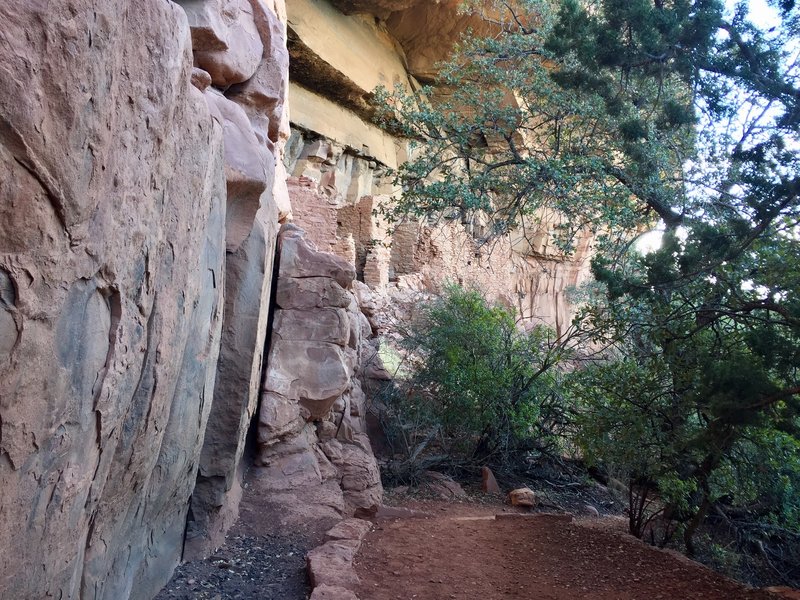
[285, 1, 593, 336]
[0, 1, 593, 598]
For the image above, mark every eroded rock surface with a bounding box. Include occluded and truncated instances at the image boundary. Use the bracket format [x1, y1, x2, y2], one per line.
[285, 0, 593, 337]
[0, 2, 226, 598]
[184, 0, 290, 560]
[0, 0, 290, 594]
[256, 225, 383, 518]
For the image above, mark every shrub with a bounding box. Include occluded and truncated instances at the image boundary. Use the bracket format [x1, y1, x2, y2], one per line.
[380, 285, 569, 482]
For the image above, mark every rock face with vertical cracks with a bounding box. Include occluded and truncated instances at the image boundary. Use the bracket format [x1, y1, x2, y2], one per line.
[186, 200, 280, 559]
[183, 0, 289, 560]
[0, 2, 226, 598]
[256, 225, 383, 518]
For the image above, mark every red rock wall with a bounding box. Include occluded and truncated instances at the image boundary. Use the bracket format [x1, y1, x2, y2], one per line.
[0, 2, 228, 598]
[255, 225, 383, 521]
[287, 127, 592, 336]
[0, 0, 290, 597]
[181, 0, 291, 560]
[286, 177, 339, 253]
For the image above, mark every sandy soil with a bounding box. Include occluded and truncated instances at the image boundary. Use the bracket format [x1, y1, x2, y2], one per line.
[354, 502, 776, 600]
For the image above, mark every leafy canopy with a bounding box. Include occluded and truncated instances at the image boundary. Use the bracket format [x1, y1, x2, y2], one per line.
[377, 0, 800, 564]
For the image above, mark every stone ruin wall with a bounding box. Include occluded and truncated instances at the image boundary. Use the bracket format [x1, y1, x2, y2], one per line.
[284, 0, 594, 337]
[0, 0, 592, 598]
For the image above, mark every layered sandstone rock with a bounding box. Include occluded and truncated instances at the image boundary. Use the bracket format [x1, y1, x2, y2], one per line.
[182, 0, 290, 559]
[0, 0, 290, 595]
[0, 0, 598, 597]
[256, 225, 383, 517]
[286, 128, 591, 336]
[0, 2, 227, 598]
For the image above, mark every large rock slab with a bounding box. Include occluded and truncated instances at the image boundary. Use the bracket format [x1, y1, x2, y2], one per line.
[181, 0, 264, 86]
[310, 584, 360, 600]
[258, 391, 306, 444]
[187, 200, 280, 559]
[276, 276, 352, 309]
[205, 89, 275, 252]
[324, 518, 372, 542]
[184, 0, 288, 561]
[255, 225, 383, 525]
[307, 539, 362, 589]
[0, 1, 226, 598]
[274, 307, 351, 345]
[265, 339, 353, 418]
[279, 224, 356, 287]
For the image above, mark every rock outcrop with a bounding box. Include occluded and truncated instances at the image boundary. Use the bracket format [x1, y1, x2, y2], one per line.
[0, 2, 228, 598]
[284, 0, 593, 336]
[255, 225, 383, 519]
[286, 130, 591, 336]
[0, 0, 289, 596]
[181, 0, 291, 560]
[307, 518, 372, 600]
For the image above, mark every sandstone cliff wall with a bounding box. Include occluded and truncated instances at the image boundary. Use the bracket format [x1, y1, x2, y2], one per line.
[285, 0, 594, 336]
[0, 3, 229, 597]
[0, 1, 594, 598]
[0, 0, 292, 596]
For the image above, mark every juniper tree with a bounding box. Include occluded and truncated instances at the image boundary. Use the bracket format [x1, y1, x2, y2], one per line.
[379, 0, 800, 558]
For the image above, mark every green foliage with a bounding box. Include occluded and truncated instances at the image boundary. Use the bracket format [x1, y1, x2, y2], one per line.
[572, 248, 800, 549]
[375, 0, 800, 576]
[381, 285, 568, 479]
[375, 0, 702, 252]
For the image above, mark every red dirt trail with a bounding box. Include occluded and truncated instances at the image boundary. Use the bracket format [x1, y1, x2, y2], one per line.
[354, 507, 775, 600]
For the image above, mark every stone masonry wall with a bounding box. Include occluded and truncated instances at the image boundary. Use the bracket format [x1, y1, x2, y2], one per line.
[286, 126, 592, 336]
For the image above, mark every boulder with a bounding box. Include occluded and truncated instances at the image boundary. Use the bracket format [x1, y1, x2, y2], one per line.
[273, 308, 351, 345]
[191, 67, 214, 91]
[204, 90, 275, 252]
[185, 0, 264, 86]
[310, 585, 360, 600]
[276, 276, 353, 310]
[227, 0, 290, 144]
[279, 224, 357, 288]
[325, 518, 372, 543]
[264, 339, 352, 419]
[259, 389, 305, 440]
[340, 437, 384, 510]
[423, 471, 468, 500]
[481, 466, 501, 494]
[509, 487, 538, 508]
[307, 539, 362, 589]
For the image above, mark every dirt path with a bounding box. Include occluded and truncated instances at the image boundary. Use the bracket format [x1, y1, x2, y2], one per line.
[155, 471, 340, 600]
[354, 504, 775, 600]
